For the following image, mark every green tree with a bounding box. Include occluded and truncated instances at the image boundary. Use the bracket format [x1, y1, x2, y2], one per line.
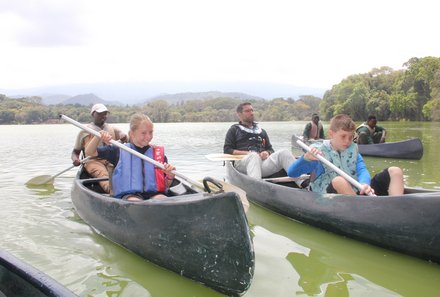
[400, 57, 440, 120]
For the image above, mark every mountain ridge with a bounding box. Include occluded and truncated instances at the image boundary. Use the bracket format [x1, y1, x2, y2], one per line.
[1, 81, 326, 105]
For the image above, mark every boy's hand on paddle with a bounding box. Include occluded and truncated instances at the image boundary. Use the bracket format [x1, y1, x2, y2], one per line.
[304, 147, 323, 161]
[359, 184, 375, 196]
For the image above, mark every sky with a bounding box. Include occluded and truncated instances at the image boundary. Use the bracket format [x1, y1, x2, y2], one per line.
[0, 0, 439, 94]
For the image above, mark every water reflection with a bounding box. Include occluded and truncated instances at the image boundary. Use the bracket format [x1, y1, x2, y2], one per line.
[66, 212, 223, 297]
[247, 204, 440, 297]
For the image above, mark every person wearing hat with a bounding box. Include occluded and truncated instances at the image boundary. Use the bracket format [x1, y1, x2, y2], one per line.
[71, 103, 128, 193]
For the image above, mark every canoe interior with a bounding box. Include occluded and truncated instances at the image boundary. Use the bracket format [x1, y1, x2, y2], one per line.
[72, 169, 254, 296]
[0, 249, 77, 297]
[226, 161, 440, 264]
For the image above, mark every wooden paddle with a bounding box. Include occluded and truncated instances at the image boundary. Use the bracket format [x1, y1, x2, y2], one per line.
[294, 136, 375, 196]
[26, 156, 91, 186]
[60, 114, 206, 192]
[205, 153, 245, 161]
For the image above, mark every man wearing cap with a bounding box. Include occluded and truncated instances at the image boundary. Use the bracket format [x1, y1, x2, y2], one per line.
[71, 103, 128, 193]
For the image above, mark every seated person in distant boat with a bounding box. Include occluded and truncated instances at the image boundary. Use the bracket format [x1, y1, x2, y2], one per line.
[303, 113, 325, 141]
[355, 115, 386, 144]
[287, 114, 404, 196]
[85, 113, 175, 201]
[223, 102, 296, 179]
[71, 103, 128, 193]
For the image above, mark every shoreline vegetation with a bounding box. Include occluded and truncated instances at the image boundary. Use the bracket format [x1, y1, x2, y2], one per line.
[0, 95, 322, 125]
[2, 56, 439, 125]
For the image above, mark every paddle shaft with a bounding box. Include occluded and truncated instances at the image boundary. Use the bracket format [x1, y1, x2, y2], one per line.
[43, 156, 91, 182]
[295, 138, 375, 196]
[205, 153, 245, 161]
[60, 115, 205, 192]
[27, 156, 92, 185]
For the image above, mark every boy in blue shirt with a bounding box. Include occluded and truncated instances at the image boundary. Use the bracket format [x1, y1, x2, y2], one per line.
[288, 114, 404, 196]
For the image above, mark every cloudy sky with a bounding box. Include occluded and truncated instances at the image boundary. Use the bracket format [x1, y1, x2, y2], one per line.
[0, 0, 439, 92]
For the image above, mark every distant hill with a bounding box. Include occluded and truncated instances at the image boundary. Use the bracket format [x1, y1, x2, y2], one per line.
[39, 93, 122, 106]
[40, 94, 71, 105]
[62, 93, 106, 105]
[0, 81, 326, 104]
[147, 91, 265, 104]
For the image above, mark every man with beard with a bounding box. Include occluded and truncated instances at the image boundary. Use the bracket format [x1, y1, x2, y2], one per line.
[224, 102, 296, 179]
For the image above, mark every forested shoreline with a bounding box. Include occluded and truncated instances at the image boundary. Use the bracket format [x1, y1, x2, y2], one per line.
[0, 95, 321, 124]
[321, 56, 440, 121]
[2, 56, 439, 124]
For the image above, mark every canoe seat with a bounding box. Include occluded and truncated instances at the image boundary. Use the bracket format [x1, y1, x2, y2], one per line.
[79, 170, 107, 194]
[169, 181, 189, 195]
[264, 170, 310, 189]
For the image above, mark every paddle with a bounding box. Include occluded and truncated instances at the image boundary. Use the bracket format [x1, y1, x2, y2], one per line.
[60, 114, 207, 192]
[293, 136, 375, 196]
[291, 135, 323, 152]
[26, 156, 91, 186]
[205, 153, 245, 161]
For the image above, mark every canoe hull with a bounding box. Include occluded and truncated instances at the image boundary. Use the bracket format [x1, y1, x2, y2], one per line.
[226, 161, 440, 263]
[71, 173, 254, 296]
[357, 138, 423, 159]
[292, 136, 423, 160]
[0, 249, 77, 297]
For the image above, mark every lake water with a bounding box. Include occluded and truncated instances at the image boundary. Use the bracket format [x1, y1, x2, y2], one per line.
[1, 121, 440, 296]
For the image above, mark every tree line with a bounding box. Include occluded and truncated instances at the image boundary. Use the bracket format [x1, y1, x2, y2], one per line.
[0, 95, 321, 125]
[320, 56, 440, 121]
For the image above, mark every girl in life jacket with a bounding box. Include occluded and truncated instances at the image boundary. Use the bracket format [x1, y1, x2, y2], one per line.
[85, 113, 176, 201]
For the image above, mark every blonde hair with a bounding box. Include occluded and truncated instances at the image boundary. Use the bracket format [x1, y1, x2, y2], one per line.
[329, 114, 356, 132]
[129, 113, 153, 132]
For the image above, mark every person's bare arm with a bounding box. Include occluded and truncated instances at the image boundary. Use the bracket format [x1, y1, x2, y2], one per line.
[85, 131, 112, 157]
[71, 149, 82, 166]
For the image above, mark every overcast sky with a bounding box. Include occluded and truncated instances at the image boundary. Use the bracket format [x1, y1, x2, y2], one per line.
[1, 0, 439, 91]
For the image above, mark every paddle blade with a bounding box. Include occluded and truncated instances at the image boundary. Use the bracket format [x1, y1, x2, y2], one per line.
[25, 175, 54, 186]
[205, 153, 245, 161]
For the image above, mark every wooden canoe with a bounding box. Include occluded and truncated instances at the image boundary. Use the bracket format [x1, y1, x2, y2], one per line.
[71, 169, 254, 296]
[0, 249, 77, 297]
[357, 138, 423, 160]
[226, 161, 440, 263]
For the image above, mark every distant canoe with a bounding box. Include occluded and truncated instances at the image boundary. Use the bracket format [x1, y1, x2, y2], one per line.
[292, 136, 423, 160]
[0, 249, 77, 297]
[358, 138, 423, 160]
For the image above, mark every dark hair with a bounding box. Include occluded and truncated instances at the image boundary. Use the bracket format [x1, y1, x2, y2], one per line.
[236, 102, 252, 113]
[367, 115, 377, 121]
